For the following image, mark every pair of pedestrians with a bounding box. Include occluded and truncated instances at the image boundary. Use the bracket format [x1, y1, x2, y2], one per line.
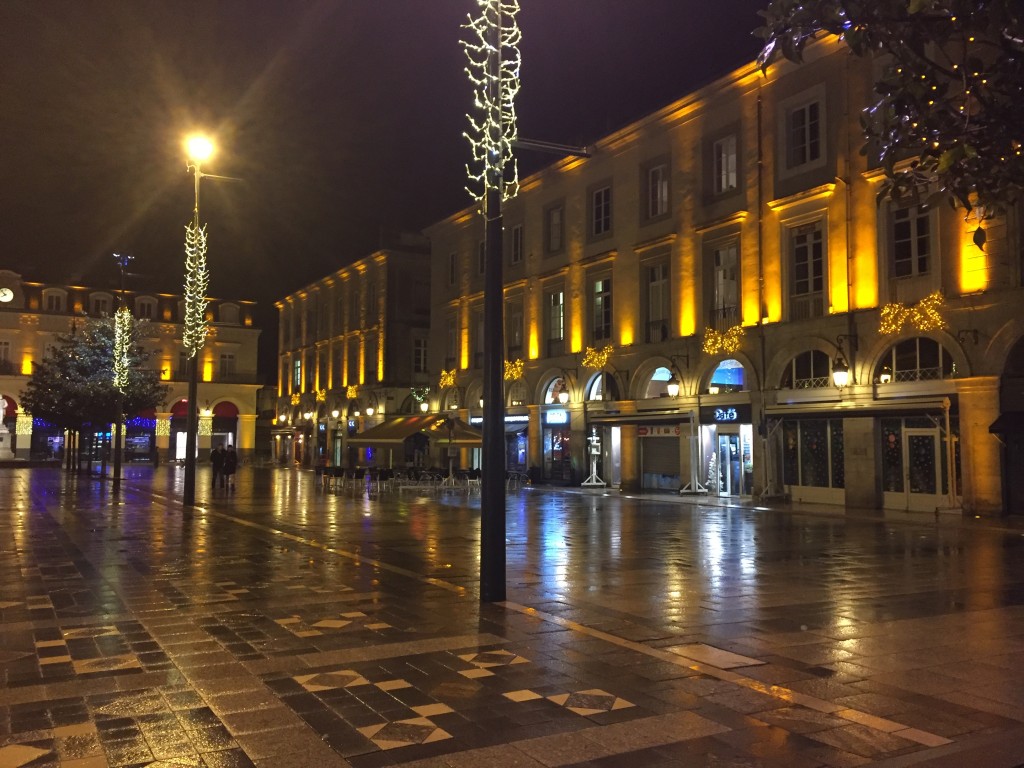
[210, 444, 238, 489]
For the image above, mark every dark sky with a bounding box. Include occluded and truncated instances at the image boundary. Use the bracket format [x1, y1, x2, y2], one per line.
[0, 0, 767, 371]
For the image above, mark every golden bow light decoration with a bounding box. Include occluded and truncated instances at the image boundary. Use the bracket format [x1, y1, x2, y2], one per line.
[290, 393, 301, 406]
[315, 389, 326, 402]
[439, 369, 458, 389]
[879, 291, 947, 335]
[582, 345, 614, 369]
[345, 385, 358, 399]
[504, 358, 524, 381]
[702, 325, 745, 355]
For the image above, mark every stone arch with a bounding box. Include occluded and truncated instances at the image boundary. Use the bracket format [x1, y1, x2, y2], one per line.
[766, 335, 837, 391]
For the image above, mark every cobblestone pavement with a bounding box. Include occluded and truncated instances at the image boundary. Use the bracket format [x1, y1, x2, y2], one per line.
[3, 465, 1024, 767]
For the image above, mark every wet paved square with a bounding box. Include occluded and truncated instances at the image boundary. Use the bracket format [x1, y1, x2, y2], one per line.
[3, 466, 1024, 766]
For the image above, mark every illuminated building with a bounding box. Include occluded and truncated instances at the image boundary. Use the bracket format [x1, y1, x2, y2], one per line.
[0, 269, 262, 462]
[274, 238, 433, 468]
[426, 36, 1024, 514]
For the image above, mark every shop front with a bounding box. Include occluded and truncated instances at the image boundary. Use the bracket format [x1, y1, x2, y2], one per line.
[541, 407, 573, 483]
[699, 404, 754, 498]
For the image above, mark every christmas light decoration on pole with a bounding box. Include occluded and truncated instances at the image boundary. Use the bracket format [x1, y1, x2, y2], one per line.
[463, 0, 521, 204]
[182, 133, 214, 507]
[462, 0, 521, 603]
[111, 252, 134, 494]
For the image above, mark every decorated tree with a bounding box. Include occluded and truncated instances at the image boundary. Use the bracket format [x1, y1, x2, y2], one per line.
[757, 0, 1024, 244]
[21, 317, 168, 471]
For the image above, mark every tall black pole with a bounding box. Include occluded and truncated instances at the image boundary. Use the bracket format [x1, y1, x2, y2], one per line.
[183, 168, 201, 507]
[480, 7, 506, 603]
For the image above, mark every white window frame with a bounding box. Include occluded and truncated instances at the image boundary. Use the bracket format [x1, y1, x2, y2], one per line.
[510, 224, 523, 265]
[412, 338, 428, 374]
[546, 289, 564, 342]
[591, 276, 613, 342]
[592, 186, 612, 237]
[546, 205, 564, 253]
[713, 134, 738, 194]
[647, 163, 669, 219]
[779, 85, 827, 177]
[889, 202, 933, 279]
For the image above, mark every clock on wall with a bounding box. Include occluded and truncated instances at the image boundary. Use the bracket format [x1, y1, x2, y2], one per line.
[0, 288, 13, 303]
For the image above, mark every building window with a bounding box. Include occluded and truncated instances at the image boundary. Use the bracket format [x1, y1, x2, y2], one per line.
[219, 354, 236, 378]
[506, 304, 523, 357]
[478, 241, 486, 274]
[446, 317, 459, 369]
[787, 99, 822, 170]
[136, 299, 156, 319]
[448, 252, 457, 286]
[0, 341, 10, 362]
[713, 134, 738, 194]
[293, 359, 302, 390]
[591, 277, 612, 342]
[645, 263, 669, 343]
[45, 293, 63, 312]
[546, 204, 564, 254]
[591, 186, 612, 237]
[413, 338, 428, 374]
[647, 163, 669, 219]
[510, 224, 523, 265]
[780, 350, 832, 389]
[709, 241, 739, 330]
[875, 337, 954, 382]
[789, 222, 825, 320]
[783, 419, 844, 488]
[91, 296, 109, 316]
[891, 203, 931, 278]
[545, 289, 564, 357]
[473, 312, 484, 369]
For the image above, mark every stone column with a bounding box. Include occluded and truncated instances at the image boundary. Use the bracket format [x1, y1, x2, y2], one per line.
[619, 424, 640, 492]
[843, 416, 881, 510]
[958, 377, 1003, 515]
[237, 414, 257, 463]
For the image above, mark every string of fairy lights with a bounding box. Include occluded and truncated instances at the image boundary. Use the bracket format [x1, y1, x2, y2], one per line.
[112, 305, 132, 393]
[462, 0, 521, 202]
[182, 220, 209, 358]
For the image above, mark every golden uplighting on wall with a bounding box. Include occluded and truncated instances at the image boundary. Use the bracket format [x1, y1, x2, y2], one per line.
[439, 369, 457, 389]
[702, 325, 745, 355]
[581, 345, 614, 369]
[879, 291, 947, 335]
[503, 358, 524, 381]
[202, 359, 213, 382]
[20, 355, 33, 375]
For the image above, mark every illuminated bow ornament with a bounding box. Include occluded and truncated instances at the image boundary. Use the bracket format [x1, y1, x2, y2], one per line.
[439, 369, 458, 389]
[879, 291, 947, 335]
[702, 325, 745, 355]
[504, 358, 524, 380]
[581, 345, 614, 369]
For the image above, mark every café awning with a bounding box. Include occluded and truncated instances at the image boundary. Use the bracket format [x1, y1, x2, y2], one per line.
[347, 414, 442, 446]
[424, 416, 483, 446]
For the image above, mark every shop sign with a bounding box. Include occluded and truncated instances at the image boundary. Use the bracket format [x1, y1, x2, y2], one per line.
[470, 414, 530, 426]
[699, 404, 752, 424]
[544, 409, 569, 425]
[637, 425, 681, 438]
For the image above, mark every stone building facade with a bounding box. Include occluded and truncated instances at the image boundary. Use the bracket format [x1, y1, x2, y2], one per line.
[424, 37, 1024, 514]
[0, 269, 262, 462]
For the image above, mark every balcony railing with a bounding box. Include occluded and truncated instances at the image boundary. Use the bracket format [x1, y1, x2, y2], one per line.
[546, 338, 565, 358]
[645, 320, 669, 343]
[0, 359, 17, 375]
[789, 293, 824, 322]
[707, 305, 739, 332]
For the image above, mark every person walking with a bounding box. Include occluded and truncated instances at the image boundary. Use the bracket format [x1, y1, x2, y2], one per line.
[210, 444, 226, 489]
[224, 445, 238, 491]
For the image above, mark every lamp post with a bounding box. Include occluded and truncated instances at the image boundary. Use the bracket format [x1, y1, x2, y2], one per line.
[111, 253, 134, 494]
[182, 133, 214, 507]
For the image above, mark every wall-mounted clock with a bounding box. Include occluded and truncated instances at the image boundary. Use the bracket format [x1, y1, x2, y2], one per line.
[0, 288, 13, 303]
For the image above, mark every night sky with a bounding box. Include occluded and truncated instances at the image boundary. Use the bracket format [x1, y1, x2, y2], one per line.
[1, 0, 768, 374]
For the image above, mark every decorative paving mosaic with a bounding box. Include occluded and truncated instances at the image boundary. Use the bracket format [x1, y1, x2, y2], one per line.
[25, 621, 173, 684]
[0, 688, 252, 767]
[274, 610, 392, 638]
[264, 646, 649, 763]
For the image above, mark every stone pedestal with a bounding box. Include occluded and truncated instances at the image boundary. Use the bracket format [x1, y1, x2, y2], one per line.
[0, 426, 14, 460]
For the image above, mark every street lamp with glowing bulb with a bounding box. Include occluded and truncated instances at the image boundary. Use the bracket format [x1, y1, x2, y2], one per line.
[666, 375, 680, 398]
[181, 132, 215, 507]
[420, 401, 430, 413]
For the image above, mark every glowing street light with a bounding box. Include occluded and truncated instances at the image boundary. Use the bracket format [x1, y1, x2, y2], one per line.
[181, 133, 214, 507]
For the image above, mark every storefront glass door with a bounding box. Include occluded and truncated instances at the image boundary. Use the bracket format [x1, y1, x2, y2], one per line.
[717, 433, 741, 496]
